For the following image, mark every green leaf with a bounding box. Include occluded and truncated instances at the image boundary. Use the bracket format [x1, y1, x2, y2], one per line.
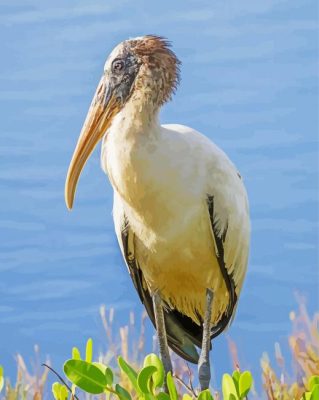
[310, 384, 319, 400]
[63, 359, 107, 394]
[115, 384, 132, 400]
[137, 365, 157, 394]
[222, 373, 239, 400]
[118, 356, 139, 392]
[232, 371, 240, 382]
[105, 367, 114, 386]
[238, 371, 253, 398]
[60, 385, 68, 400]
[198, 389, 214, 400]
[143, 353, 165, 389]
[85, 338, 93, 363]
[232, 371, 240, 396]
[309, 376, 319, 391]
[182, 395, 193, 400]
[157, 393, 171, 400]
[0, 365, 4, 393]
[52, 382, 68, 400]
[72, 347, 81, 360]
[166, 372, 178, 400]
[52, 382, 61, 400]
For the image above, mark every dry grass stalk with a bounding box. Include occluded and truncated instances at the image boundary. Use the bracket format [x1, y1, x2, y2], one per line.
[259, 296, 319, 399]
[3, 346, 49, 400]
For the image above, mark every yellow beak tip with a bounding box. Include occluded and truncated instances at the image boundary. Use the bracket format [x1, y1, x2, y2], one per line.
[66, 200, 73, 211]
[64, 192, 74, 210]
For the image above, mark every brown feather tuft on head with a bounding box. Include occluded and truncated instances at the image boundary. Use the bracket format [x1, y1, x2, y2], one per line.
[128, 35, 181, 106]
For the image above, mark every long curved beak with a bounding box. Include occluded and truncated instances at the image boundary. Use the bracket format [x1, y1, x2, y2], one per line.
[65, 75, 120, 210]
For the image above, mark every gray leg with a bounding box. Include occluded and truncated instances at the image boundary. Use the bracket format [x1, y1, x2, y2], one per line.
[153, 291, 173, 377]
[198, 289, 214, 391]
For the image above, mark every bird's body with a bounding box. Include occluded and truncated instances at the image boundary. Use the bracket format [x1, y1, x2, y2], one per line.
[102, 107, 249, 326]
[65, 35, 250, 388]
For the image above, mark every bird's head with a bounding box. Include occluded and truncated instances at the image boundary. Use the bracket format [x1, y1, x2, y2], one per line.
[65, 35, 180, 210]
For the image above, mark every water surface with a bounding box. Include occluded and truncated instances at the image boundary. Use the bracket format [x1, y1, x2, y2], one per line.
[0, 0, 318, 389]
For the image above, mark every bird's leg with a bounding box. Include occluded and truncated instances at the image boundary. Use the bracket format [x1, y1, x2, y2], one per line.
[152, 290, 173, 379]
[198, 288, 214, 391]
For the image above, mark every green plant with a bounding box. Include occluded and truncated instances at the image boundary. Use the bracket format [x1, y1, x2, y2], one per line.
[301, 375, 319, 400]
[59, 338, 179, 399]
[48, 336, 318, 400]
[222, 370, 253, 400]
[0, 302, 318, 399]
[0, 365, 4, 393]
[48, 337, 255, 400]
[52, 382, 68, 400]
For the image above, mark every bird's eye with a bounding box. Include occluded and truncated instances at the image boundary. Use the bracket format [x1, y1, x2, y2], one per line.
[112, 59, 125, 73]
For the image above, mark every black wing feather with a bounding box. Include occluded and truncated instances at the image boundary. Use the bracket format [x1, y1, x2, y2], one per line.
[207, 195, 237, 338]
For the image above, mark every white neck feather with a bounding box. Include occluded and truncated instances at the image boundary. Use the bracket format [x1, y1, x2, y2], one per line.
[100, 95, 161, 199]
[111, 96, 160, 141]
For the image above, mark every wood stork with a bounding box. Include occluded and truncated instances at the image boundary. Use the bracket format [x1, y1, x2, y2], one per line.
[65, 35, 250, 390]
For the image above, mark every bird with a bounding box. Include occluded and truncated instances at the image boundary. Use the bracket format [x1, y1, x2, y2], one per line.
[65, 35, 250, 391]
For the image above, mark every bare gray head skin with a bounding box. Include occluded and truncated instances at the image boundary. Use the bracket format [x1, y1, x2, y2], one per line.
[101, 42, 141, 107]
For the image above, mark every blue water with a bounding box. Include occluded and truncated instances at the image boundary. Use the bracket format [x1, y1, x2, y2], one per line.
[0, 0, 318, 391]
